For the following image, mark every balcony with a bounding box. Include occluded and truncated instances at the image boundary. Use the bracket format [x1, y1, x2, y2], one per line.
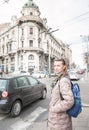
[8, 50, 17, 56]
[0, 53, 7, 59]
[18, 15, 43, 27]
[17, 47, 44, 53]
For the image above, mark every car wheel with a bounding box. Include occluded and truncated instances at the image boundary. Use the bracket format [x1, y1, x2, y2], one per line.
[41, 89, 47, 99]
[10, 100, 22, 117]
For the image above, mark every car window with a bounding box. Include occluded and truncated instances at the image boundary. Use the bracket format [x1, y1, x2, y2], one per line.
[0, 79, 8, 89]
[11, 79, 17, 88]
[17, 77, 29, 87]
[27, 76, 39, 85]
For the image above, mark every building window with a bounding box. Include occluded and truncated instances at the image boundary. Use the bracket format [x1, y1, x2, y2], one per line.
[2, 46, 4, 53]
[29, 40, 33, 47]
[22, 41, 24, 47]
[6, 45, 8, 53]
[11, 57, 15, 62]
[47, 41, 49, 52]
[6, 59, 8, 63]
[2, 59, 4, 64]
[28, 55, 34, 60]
[30, 12, 33, 15]
[38, 38, 41, 48]
[20, 63, 23, 70]
[10, 63, 15, 72]
[10, 44, 12, 51]
[7, 34, 9, 38]
[22, 28, 24, 35]
[29, 27, 33, 34]
[21, 55, 23, 60]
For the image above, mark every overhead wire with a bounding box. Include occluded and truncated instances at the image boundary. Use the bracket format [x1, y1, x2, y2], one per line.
[63, 11, 89, 24]
[58, 11, 89, 31]
[1, 0, 89, 30]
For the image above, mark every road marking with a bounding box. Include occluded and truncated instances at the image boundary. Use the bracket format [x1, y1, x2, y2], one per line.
[8, 107, 47, 130]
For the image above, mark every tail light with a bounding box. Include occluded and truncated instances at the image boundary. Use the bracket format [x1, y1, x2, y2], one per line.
[2, 91, 9, 98]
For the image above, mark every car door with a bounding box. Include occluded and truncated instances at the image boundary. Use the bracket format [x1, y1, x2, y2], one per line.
[27, 76, 43, 100]
[16, 76, 34, 105]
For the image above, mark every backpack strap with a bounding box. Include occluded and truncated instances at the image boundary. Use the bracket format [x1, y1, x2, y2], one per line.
[57, 76, 72, 100]
[57, 80, 64, 100]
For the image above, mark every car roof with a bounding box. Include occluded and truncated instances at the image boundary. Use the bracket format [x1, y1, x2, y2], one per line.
[0, 75, 30, 80]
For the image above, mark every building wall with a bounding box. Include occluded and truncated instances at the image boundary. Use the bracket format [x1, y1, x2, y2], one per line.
[0, 0, 72, 74]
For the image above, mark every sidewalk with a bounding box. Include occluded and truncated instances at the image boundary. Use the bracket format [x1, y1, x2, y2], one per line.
[72, 106, 89, 130]
[27, 105, 89, 130]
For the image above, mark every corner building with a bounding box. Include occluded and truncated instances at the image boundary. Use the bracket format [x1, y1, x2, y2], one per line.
[0, 0, 72, 74]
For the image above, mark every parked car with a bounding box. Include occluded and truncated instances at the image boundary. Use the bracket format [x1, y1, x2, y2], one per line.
[50, 72, 56, 77]
[76, 69, 85, 74]
[0, 75, 47, 117]
[11, 70, 29, 76]
[68, 71, 79, 80]
[32, 71, 45, 78]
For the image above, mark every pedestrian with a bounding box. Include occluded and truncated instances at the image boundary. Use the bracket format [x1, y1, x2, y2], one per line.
[47, 58, 74, 130]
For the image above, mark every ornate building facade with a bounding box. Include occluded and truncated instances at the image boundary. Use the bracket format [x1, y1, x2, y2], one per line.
[0, 0, 72, 74]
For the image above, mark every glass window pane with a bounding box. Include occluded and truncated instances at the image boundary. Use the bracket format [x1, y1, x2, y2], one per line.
[0, 79, 8, 89]
[17, 77, 28, 87]
[27, 77, 38, 85]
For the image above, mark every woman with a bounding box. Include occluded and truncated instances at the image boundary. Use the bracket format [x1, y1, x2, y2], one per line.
[47, 59, 74, 130]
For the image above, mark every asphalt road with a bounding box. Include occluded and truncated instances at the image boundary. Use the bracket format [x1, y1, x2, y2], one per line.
[0, 74, 88, 130]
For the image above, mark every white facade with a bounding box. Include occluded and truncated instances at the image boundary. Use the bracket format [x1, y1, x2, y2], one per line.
[0, 0, 72, 74]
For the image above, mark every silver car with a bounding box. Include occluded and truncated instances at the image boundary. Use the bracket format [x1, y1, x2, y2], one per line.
[32, 71, 45, 78]
[68, 71, 79, 80]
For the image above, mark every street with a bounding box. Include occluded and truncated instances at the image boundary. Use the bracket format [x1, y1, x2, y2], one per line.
[0, 74, 89, 130]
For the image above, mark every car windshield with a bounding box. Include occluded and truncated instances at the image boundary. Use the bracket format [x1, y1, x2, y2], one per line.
[0, 79, 8, 89]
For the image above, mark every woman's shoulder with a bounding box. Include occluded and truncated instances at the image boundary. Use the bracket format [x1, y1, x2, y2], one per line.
[60, 76, 70, 83]
[60, 76, 71, 89]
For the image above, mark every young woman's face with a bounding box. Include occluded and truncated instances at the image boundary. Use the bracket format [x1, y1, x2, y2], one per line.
[54, 61, 65, 74]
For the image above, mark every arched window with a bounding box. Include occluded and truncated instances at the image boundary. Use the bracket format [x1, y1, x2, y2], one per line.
[28, 55, 34, 60]
[21, 55, 23, 60]
[30, 12, 33, 15]
[29, 27, 33, 34]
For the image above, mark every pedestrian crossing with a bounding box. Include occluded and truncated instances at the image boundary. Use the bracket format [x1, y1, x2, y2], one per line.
[0, 106, 47, 130]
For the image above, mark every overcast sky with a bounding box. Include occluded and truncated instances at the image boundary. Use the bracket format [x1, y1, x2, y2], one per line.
[0, 0, 89, 67]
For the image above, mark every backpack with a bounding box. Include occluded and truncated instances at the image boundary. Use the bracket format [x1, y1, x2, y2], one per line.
[67, 82, 82, 117]
[58, 79, 82, 118]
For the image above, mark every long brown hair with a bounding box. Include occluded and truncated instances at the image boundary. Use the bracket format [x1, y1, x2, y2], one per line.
[54, 58, 68, 77]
